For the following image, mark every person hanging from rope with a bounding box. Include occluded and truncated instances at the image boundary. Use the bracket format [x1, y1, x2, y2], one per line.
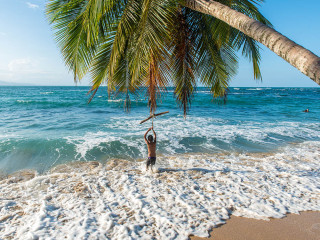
[140, 111, 168, 172]
[144, 126, 157, 171]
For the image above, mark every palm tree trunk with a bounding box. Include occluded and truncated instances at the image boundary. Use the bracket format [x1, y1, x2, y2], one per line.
[184, 0, 320, 85]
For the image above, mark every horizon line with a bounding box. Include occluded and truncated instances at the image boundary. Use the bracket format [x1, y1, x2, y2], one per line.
[0, 85, 319, 88]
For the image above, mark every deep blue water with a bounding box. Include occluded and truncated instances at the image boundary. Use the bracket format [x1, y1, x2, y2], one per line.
[0, 86, 319, 173]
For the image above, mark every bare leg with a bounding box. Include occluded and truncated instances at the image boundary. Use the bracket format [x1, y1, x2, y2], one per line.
[146, 159, 150, 171]
[151, 158, 156, 173]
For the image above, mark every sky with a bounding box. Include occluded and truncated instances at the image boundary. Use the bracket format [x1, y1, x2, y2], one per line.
[0, 0, 319, 87]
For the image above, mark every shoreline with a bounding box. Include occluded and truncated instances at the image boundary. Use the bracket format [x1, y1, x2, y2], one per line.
[0, 141, 313, 176]
[190, 211, 320, 240]
[0, 150, 283, 177]
[1, 148, 320, 239]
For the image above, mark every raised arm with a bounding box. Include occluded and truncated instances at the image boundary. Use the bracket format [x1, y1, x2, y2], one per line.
[151, 127, 156, 142]
[144, 128, 152, 142]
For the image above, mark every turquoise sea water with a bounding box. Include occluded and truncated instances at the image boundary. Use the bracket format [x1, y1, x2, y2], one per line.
[0, 86, 319, 174]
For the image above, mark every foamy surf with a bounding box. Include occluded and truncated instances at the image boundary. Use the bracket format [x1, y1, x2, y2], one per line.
[0, 142, 319, 240]
[2, 87, 320, 174]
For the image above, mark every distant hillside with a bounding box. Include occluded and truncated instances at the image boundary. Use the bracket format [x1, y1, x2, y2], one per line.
[0, 80, 33, 86]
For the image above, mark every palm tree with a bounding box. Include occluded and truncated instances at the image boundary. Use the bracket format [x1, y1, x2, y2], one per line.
[184, 0, 320, 85]
[46, 0, 320, 117]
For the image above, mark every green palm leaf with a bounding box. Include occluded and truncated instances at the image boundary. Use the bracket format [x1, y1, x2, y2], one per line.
[46, 0, 271, 116]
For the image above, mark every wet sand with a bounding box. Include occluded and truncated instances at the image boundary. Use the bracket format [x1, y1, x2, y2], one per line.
[190, 211, 320, 240]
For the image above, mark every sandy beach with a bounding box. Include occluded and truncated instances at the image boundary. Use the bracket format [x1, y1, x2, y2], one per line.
[1, 149, 320, 239]
[191, 211, 320, 240]
[1, 0, 320, 239]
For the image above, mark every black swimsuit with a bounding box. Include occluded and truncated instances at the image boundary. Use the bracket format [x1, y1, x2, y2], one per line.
[147, 157, 156, 168]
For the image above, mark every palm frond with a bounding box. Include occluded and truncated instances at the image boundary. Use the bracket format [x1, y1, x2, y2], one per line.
[127, 0, 175, 113]
[145, 53, 170, 114]
[196, 13, 238, 97]
[108, 0, 141, 82]
[47, 0, 272, 116]
[225, 0, 272, 80]
[170, 7, 197, 117]
[87, 33, 116, 102]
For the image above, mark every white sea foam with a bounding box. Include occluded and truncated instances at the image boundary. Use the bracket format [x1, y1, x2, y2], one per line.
[63, 116, 320, 161]
[1, 141, 319, 239]
[230, 92, 250, 95]
[247, 88, 263, 91]
[16, 100, 32, 103]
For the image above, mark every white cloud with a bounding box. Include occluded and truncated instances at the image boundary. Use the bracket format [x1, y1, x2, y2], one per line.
[26, 2, 39, 9]
[2, 58, 79, 85]
[8, 58, 37, 72]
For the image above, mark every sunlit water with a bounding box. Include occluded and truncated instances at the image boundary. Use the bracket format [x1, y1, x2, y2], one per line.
[0, 86, 319, 174]
[1, 86, 320, 239]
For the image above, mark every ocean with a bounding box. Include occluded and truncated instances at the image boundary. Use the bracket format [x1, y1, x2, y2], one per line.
[0, 86, 320, 239]
[0, 86, 319, 174]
